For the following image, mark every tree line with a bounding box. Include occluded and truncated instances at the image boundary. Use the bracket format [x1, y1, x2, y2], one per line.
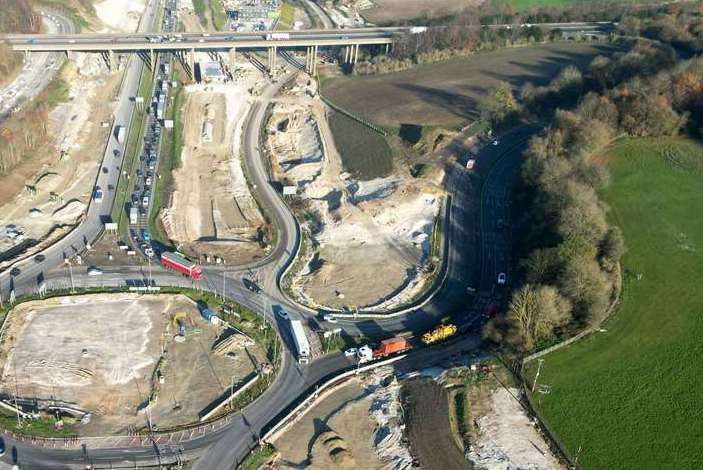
[483, 42, 703, 352]
[351, 2, 703, 76]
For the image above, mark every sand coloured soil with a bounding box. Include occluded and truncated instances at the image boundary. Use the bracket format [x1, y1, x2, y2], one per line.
[0, 294, 264, 436]
[161, 69, 267, 264]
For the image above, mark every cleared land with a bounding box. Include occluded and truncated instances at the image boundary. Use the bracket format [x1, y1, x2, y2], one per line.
[0, 56, 120, 267]
[323, 42, 617, 130]
[161, 65, 268, 264]
[269, 76, 443, 309]
[274, 368, 412, 468]
[528, 137, 703, 468]
[0, 293, 264, 436]
[403, 378, 469, 469]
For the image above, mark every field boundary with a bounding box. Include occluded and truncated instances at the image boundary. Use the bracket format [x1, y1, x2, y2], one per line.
[319, 92, 388, 137]
[515, 262, 623, 469]
[521, 262, 622, 365]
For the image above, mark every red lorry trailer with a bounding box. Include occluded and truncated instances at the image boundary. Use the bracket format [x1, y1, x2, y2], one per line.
[372, 337, 410, 359]
[160, 251, 203, 280]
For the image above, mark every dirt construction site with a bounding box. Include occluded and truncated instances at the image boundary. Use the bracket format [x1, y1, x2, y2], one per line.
[0, 55, 120, 269]
[161, 60, 268, 264]
[273, 367, 413, 469]
[268, 74, 445, 310]
[0, 293, 265, 435]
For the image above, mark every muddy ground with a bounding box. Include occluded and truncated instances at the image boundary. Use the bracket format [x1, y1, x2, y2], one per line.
[323, 43, 620, 129]
[0, 293, 264, 435]
[403, 378, 470, 469]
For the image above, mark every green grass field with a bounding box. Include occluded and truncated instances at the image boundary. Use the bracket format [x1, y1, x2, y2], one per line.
[328, 111, 393, 180]
[528, 137, 703, 469]
[492, 0, 659, 11]
[277, 1, 296, 29]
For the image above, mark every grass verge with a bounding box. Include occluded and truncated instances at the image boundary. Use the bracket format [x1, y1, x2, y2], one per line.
[148, 74, 184, 246]
[113, 65, 154, 231]
[211, 0, 227, 30]
[238, 443, 276, 470]
[276, 1, 295, 29]
[527, 137, 703, 469]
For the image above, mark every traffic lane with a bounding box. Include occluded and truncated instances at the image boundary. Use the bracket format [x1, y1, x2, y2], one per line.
[0, 21, 147, 290]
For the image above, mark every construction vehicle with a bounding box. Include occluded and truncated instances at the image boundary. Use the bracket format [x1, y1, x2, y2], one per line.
[421, 324, 457, 345]
[373, 337, 410, 359]
[356, 337, 410, 363]
[160, 251, 203, 280]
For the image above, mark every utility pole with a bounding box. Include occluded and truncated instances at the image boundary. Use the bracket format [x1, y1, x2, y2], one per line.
[532, 358, 545, 393]
[147, 256, 153, 290]
[68, 260, 75, 293]
[222, 270, 226, 300]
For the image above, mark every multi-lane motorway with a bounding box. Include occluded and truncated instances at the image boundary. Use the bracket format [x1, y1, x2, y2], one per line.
[0, 8, 547, 469]
[0, 11, 73, 121]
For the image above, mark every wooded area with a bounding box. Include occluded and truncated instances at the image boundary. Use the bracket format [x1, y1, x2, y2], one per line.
[483, 11, 703, 351]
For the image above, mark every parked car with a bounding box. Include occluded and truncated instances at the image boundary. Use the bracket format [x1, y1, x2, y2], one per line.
[323, 314, 338, 324]
[344, 348, 358, 357]
[497, 272, 507, 285]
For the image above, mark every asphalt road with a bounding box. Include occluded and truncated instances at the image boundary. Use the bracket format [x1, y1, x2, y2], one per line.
[0, 0, 161, 300]
[0, 10, 74, 121]
[3, 22, 615, 52]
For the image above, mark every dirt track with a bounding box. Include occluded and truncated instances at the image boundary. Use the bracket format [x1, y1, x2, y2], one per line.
[403, 378, 470, 469]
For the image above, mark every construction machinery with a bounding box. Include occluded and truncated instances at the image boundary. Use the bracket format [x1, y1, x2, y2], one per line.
[421, 324, 457, 345]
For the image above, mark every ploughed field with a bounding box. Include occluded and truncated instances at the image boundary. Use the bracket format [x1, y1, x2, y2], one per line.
[323, 43, 618, 130]
[527, 137, 703, 468]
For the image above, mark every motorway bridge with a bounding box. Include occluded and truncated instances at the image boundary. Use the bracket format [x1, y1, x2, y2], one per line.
[1, 22, 614, 76]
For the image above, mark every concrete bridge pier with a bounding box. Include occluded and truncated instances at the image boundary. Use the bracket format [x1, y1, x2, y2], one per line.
[385, 43, 390, 54]
[353, 44, 359, 64]
[149, 49, 155, 70]
[269, 45, 277, 79]
[108, 49, 116, 72]
[229, 47, 236, 69]
[312, 45, 318, 76]
[65, 50, 74, 62]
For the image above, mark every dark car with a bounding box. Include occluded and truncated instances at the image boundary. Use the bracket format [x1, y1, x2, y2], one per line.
[113, 149, 122, 157]
[34, 254, 46, 263]
[102, 166, 109, 174]
[10, 267, 20, 277]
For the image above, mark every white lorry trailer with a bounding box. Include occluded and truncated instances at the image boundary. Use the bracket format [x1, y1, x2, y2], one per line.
[290, 320, 310, 364]
[115, 125, 126, 144]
